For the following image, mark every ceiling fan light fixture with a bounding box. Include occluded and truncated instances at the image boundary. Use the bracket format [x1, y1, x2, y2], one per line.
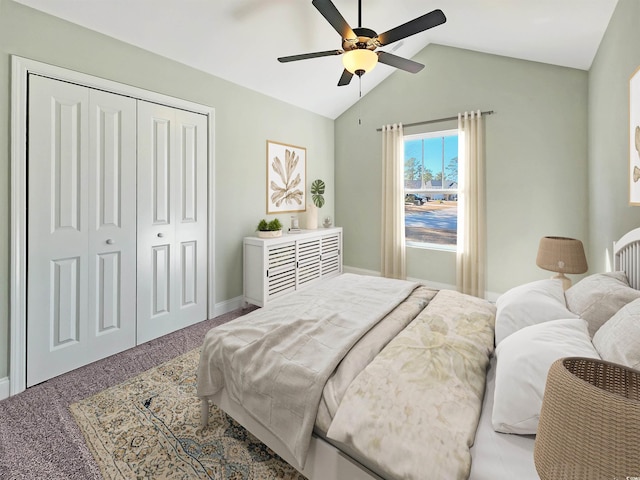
[342, 49, 378, 75]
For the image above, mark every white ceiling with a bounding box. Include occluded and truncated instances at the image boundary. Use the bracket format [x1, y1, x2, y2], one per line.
[15, 0, 618, 119]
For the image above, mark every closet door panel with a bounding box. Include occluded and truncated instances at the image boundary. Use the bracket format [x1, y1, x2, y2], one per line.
[88, 89, 137, 353]
[28, 76, 90, 386]
[27, 76, 137, 386]
[174, 110, 207, 320]
[137, 102, 207, 343]
[138, 102, 176, 342]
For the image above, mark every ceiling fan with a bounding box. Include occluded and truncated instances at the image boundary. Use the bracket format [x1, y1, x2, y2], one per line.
[277, 0, 446, 86]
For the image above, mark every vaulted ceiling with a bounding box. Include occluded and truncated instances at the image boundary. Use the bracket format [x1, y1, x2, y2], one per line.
[14, 0, 619, 119]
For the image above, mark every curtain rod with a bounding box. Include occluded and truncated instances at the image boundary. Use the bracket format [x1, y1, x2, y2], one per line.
[376, 110, 494, 132]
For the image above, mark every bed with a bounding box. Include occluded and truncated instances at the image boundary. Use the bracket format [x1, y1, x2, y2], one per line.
[197, 228, 640, 480]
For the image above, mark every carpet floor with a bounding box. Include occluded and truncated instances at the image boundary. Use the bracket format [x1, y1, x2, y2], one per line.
[0, 306, 256, 479]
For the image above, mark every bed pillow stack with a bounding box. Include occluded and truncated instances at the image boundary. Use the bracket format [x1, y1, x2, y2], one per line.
[565, 271, 640, 370]
[592, 297, 640, 370]
[564, 271, 640, 337]
[493, 279, 578, 345]
[492, 317, 598, 434]
[492, 279, 597, 435]
[492, 273, 640, 435]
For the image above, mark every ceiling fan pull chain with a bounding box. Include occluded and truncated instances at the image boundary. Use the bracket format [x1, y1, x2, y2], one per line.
[358, 76, 362, 125]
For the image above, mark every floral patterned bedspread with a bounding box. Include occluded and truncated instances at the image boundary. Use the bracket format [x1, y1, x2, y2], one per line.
[326, 289, 496, 480]
[197, 273, 419, 468]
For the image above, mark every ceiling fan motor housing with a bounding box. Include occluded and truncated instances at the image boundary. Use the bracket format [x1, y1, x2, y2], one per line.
[343, 27, 379, 52]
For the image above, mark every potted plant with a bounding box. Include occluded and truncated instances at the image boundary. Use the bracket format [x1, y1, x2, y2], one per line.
[306, 179, 325, 229]
[256, 218, 283, 238]
[311, 179, 332, 228]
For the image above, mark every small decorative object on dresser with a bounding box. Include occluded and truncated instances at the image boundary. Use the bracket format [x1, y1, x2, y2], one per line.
[256, 218, 283, 238]
[289, 215, 301, 233]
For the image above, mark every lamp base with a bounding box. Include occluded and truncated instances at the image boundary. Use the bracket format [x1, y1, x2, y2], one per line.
[551, 272, 572, 290]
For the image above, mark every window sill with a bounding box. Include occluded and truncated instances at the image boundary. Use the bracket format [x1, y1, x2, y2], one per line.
[406, 242, 456, 253]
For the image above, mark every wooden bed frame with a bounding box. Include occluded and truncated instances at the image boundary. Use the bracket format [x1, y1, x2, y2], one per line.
[613, 227, 640, 289]
[200, 227, 640, 480]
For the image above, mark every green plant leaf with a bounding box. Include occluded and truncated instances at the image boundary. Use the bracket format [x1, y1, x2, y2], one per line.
[267, 218, 282, 231]
[312, 194, 325, 208]
[311, 179, 325, 208]
[310, 179, 325, 195]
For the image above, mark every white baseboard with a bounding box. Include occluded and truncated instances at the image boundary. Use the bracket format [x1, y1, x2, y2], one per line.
[343, 264, 458, 290]
[0, 377, 10, 401]
[213, 295, 244, 318]
[342, 265, 380, 277]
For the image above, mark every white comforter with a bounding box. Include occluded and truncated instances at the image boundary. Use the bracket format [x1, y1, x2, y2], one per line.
[196, 273, 418, 467]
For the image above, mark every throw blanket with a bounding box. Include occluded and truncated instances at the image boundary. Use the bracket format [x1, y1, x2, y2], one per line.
[197, 273, 418, 467]
[327, 289, 496, 480]
[316, 285, 438, 433]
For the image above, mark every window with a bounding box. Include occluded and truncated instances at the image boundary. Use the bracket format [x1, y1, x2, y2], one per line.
[404, 129, 458, 249]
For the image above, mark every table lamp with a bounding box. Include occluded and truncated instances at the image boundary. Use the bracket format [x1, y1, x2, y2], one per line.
[536, 236, 588, 290]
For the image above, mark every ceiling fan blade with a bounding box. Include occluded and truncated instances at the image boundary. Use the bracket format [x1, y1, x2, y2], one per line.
[377, 51, 424, 73]
[312, 0, 356, 39]
[337, 69, 354, 86]
[376, 9, 446, 46]
[278, 50, 343, 63]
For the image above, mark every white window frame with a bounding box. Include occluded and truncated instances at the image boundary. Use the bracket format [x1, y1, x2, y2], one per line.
[403, 128, 459, 251]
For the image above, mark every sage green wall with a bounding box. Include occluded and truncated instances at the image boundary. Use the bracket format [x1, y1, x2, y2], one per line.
[335, 44, 589, 297]
[0, 0, 334, 380]
[588, 0, 640, 273]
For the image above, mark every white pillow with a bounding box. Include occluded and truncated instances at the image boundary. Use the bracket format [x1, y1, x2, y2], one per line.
[565, 272, 640, 337]
[492, 318, 599, 435]
[592, 297, 640, 369]
[495, 279, 578, 345]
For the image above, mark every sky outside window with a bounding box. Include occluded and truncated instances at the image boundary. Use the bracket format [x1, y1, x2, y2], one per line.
[405, 136, 458, 181]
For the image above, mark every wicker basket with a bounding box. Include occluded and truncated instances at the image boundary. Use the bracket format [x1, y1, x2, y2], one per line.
[534, 357, 640, 479]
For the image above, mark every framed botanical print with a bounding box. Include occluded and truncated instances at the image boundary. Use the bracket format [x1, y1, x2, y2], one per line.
[266, 140, 306, 214]
[629, 65, 640, 205]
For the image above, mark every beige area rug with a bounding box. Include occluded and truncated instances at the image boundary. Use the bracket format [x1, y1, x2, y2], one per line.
[70, 348, 306, 480]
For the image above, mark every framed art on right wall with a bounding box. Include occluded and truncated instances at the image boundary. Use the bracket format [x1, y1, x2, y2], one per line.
[629, 65, 640, 205]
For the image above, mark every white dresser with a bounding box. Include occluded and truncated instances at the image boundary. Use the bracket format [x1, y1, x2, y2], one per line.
[243, 227, 342, 307]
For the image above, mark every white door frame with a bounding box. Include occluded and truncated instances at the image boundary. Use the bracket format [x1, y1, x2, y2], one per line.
[10, 55, 216, 395]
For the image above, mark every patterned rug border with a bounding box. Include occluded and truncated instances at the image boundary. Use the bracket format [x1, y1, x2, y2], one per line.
[70, 348, 306, 480]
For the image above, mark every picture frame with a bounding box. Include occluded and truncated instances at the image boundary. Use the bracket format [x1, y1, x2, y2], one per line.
[629, 65, 640, 205]
[266, 140, 306, 214]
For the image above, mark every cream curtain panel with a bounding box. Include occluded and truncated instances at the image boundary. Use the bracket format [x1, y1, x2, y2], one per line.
[457, 111, 486, 297]
[381, 123, 406, 280]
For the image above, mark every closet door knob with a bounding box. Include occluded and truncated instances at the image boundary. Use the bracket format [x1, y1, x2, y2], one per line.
[157, 233, 164, 238]
[106, 239, 114, 245]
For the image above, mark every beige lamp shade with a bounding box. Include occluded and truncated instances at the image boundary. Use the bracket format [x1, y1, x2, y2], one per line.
[534, 357, 640, 479]
[536, 236, 587, 289]
[342, 49, 378, 74]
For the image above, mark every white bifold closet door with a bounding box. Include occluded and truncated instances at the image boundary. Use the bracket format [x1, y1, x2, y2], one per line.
[136, 101, 208, 343]
[27, 75, 137, 387]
